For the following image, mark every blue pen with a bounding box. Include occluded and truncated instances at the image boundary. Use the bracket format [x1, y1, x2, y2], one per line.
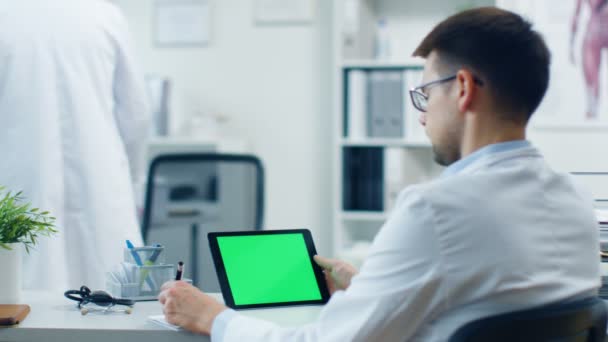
[126, 240, 143, 265]
[140, 243, 163, 290]
[145, 244, 162, 265]
[126, 240, 156, 289]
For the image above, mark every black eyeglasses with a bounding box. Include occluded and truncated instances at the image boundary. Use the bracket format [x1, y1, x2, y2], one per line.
[409, 74, 484, 112]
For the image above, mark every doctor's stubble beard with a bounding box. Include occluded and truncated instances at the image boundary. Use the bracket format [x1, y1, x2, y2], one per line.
[431, 137, 461, 167]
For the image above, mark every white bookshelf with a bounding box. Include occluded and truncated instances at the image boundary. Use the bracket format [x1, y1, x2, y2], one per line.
[341, 59, 424, 69]
[332, 0, 495, 259]
[341, 138, 431, 148]
[340, 211, 388, 221]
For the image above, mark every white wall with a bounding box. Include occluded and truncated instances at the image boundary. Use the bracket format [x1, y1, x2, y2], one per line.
[112, 0, 607, 260]
[112, 0, 334, 255]
[529, 128, 608, 191]
[525, 127, 608, 204]
[493, 1, 608, 191]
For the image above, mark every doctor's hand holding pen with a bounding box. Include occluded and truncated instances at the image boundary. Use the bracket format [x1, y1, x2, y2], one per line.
[159, 281, 227, 335]
[313, 255, 358, 295]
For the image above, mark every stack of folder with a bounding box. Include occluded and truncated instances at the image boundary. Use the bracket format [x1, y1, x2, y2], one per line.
[342, 147, 384, 211]
[345, 68, 426, 142]
[599, 276, 608, 299]
[598, 209, 608, 251]
[599, 257, 608, 299]
[597, 209, 608, 299]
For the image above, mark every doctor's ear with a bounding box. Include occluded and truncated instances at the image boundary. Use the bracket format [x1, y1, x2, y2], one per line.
[456, 69, 477, 113]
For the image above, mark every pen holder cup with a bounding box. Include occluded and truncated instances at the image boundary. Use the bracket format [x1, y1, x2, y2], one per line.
[106, 264, 175, 300]
[124, 246, 165, 265]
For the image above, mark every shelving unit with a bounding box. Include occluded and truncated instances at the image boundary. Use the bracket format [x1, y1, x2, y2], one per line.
[340, 211, 388, 222]
[341, 59, 425, 69]
[341, 138, 431, 148]
[331, 0, 495, 259]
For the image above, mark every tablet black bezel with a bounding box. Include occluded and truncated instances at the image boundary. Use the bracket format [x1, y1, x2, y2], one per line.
[208, 229, 330, 309]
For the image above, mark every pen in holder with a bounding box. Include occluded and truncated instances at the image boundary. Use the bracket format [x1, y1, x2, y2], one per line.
[107, 245, 178, 301]
[125, 245, 164, 289]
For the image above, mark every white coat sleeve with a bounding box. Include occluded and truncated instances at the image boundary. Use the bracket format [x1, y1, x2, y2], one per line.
[110, 6, 150, 203]
[212, 188, 448, 342]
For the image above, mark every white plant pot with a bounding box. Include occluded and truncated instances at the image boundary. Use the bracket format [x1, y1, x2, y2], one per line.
[0, 243, 22, 304]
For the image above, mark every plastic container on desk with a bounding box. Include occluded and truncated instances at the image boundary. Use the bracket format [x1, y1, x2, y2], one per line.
[124, 246, 166, 265]
[106, 245, 180, 301]
[107, 264, 175, 301]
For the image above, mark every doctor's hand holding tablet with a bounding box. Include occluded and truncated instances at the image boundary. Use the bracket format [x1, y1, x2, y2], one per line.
[157, 229, 358, 335]
[312, 255, 358, 295]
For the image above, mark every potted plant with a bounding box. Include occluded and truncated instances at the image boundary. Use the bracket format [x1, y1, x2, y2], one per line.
[0, 186, 57, 303]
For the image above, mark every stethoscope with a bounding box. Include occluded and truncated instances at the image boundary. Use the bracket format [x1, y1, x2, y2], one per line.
[64, 285, 135, 315]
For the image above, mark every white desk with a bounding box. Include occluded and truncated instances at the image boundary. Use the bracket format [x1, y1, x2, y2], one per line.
[0, 292, 322, 342]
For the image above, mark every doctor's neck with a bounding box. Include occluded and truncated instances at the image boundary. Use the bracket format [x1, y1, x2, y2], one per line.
[459, 109, 528, 159]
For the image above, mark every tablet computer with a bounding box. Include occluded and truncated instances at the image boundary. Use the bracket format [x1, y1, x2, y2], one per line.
[208, 229, 330, 309]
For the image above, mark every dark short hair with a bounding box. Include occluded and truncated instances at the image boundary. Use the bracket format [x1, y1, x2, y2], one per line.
[413, 7, 550, 122]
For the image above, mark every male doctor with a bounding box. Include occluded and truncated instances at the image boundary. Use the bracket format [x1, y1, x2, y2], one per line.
[159, 7, 600, 341]
[0, 0, 149, 291]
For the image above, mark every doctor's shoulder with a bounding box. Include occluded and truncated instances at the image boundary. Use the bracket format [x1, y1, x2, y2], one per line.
[396, 172, 480, 196]
[389, 179, 447, 213]
[391, 173, 490, 209]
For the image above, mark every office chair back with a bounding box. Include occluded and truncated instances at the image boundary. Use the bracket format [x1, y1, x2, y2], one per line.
[141, 153, 264, 292]
[449, 297, 607, 342]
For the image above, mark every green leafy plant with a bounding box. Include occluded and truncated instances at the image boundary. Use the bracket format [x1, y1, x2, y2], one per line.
[0, 186, 57, 253]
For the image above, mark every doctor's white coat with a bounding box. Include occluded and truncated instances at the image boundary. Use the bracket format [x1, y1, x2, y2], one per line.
[211, 143, 600, 341]
[0, 0, 149, 291]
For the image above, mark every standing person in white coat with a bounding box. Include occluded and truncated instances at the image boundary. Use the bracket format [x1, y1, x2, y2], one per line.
[159, 7, 600, 342]
[0, 0, 149, 292]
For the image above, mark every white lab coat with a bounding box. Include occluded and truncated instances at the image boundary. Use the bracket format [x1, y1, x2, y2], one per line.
[211, 143, 600, 341]
[0, 0, 149, 291]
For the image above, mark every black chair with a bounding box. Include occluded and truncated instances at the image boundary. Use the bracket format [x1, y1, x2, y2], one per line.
[141, 153, 264, 292]
[449, 297, 607, 342]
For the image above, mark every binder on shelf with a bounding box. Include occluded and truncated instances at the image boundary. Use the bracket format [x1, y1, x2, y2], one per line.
[342, 147, 353, 209]
[347, 70, 368, 139]
[366, 71, 383, 138]
[363, 148, 384, 210]
[366, 71, 404, 138]
[385, 72, 405, 138]
[343, 147, 384, 211]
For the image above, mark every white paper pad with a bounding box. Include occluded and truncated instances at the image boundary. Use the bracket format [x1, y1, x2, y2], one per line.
[148, 315, 182, 331]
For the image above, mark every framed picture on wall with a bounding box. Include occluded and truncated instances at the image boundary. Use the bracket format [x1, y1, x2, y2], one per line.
[154, 0, 211, 47]
[497, 0, 608, 128]
[253, 0, 316, 25]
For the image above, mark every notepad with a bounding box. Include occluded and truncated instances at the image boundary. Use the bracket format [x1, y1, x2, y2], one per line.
[148, 315, 182, 331]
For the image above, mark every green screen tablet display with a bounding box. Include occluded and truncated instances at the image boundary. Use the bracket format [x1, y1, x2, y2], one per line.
[209, 229, 329, 309]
